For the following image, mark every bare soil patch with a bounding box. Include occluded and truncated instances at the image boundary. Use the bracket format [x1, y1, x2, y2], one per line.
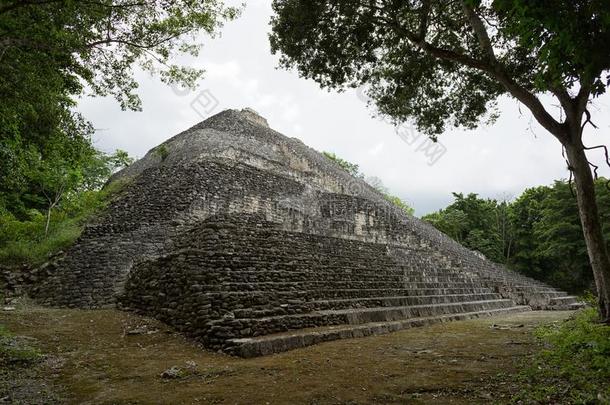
[0, 306, 573, 404]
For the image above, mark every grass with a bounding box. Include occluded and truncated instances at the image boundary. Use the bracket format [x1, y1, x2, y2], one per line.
[0, 219, 83, 266]
[0, 325, 42, 366]
[0, 179, 128, 267]
[0, 307, 572, 404]
[513, 308, 610, 404]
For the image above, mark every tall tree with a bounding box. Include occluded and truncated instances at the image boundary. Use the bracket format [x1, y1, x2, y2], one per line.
[0, 0, 239, 111]
[423, 193, 506, 263]
[270, 0, 610, 321]
[0, 0, 237, 216]
[424, 181, 610, 293]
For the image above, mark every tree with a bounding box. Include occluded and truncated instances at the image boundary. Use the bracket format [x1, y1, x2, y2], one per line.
[0, 0, 235, 217]
[509, 186, 549, 281]
[270, 1, 610, 321]
[422, 193, 506, 263]
[80, 149, 134, 191]
[531, 182, 593, 292]
[24, 113, 98, 235]
[424, 181, 610, 293]
[0, 0, 239, 111]
[423, 209, 469, 243]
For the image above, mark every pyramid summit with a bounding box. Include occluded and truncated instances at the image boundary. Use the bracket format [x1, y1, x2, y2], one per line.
[34, 108, 580, 356]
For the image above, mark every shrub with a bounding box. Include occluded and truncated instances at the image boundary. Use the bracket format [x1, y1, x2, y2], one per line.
[0, 179, 128, 266]
[514, 308, 610, 403]
[154, 144, 169, 161]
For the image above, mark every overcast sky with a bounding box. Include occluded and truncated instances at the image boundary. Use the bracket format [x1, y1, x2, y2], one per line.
[78, 1, 610, 216]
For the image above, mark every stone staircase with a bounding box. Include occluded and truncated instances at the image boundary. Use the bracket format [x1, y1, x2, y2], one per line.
[120, 214, 578, 357]
[33, 110, 584, 357]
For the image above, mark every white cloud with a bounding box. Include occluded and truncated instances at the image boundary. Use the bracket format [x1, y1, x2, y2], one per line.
[369, 142, 384, 157]
[204, 60, 242, 81]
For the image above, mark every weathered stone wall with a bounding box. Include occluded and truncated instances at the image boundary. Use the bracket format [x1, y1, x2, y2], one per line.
[32, 108, 579, 355]
[120, 213, 515, 353]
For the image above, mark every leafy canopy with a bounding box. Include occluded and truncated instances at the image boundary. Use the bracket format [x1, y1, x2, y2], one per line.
[0, 0, 240, 111]
[423, 180, 610, 292]
[0, 0, 234, 217]
[270, 0, 610, 137]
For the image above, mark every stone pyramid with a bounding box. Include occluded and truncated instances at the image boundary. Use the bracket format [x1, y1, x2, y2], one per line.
[35, 108, 580, 357]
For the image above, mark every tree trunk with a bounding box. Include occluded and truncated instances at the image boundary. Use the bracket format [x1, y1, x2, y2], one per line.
[565, 141, 610, 322]
[45, 207, 52, 236]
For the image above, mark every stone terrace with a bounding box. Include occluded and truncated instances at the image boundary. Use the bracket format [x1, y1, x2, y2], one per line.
[33, 108, 581, 356]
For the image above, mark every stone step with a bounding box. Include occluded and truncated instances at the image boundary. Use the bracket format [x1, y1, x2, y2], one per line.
[186, 261, 553, 292]
[194, 280, 492, 292]
[230, 293, 505, 318]
[549, 296, 579, 304]
[225, 305, 531, 357]
[198, 289, 501, 312]
[310, 293, 504, 311]
[308, 287, 497, 299]
[547, 296, 585, 310]
[480, 281, 561, 293]
[194, 269, 478, 284]
[199, 287, 497, 302]
[523, 291, 570, 298]
[213, 299, 517, 338]
[174, 253, 555, 292]
[188, 264, 477, 277]
[173, 250, 394, 265]
[316, 299, 516, 324]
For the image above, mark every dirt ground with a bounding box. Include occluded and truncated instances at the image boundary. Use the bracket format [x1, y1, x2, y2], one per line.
[0, 304, 573, 404]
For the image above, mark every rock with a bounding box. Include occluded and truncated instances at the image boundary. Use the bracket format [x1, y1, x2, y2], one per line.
[126, 327, 147, 335]
[160, 366, 183, 379]
[125, 325, 159, 335]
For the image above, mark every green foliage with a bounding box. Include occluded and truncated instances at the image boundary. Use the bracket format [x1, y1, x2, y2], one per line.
[383, 194, 415, 216]
[270, 1, 610, 135]
[514, 308, 610, 404]
[154, 145, 170, 162]
[0, 212, 82, 266]
[323, 151, 414, 215]
[493, 0, 610, 96]
[422, 193, 510, 263]
[424, 180, 610, 293]
[81, 149, 134, 191]
[1, 0, 240, 111]
[322, 151, 362, 178]
[0, 174, 129, 267]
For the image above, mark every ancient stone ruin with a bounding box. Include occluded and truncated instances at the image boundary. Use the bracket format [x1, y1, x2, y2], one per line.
[34, 108, 581, 357]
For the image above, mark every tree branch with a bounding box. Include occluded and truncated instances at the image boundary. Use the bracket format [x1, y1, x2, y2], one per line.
[362, 1, 568, 142]
[460, 1, 495, 63]
[86, 29, 191, 51]
[418, 0, 432, 41]
[582, 108, 599, 131]
[0, 0, 151, 14]
[457, 2, 566, 141]
[396, 26, 566, 140]
[562, 145, 576, 197]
